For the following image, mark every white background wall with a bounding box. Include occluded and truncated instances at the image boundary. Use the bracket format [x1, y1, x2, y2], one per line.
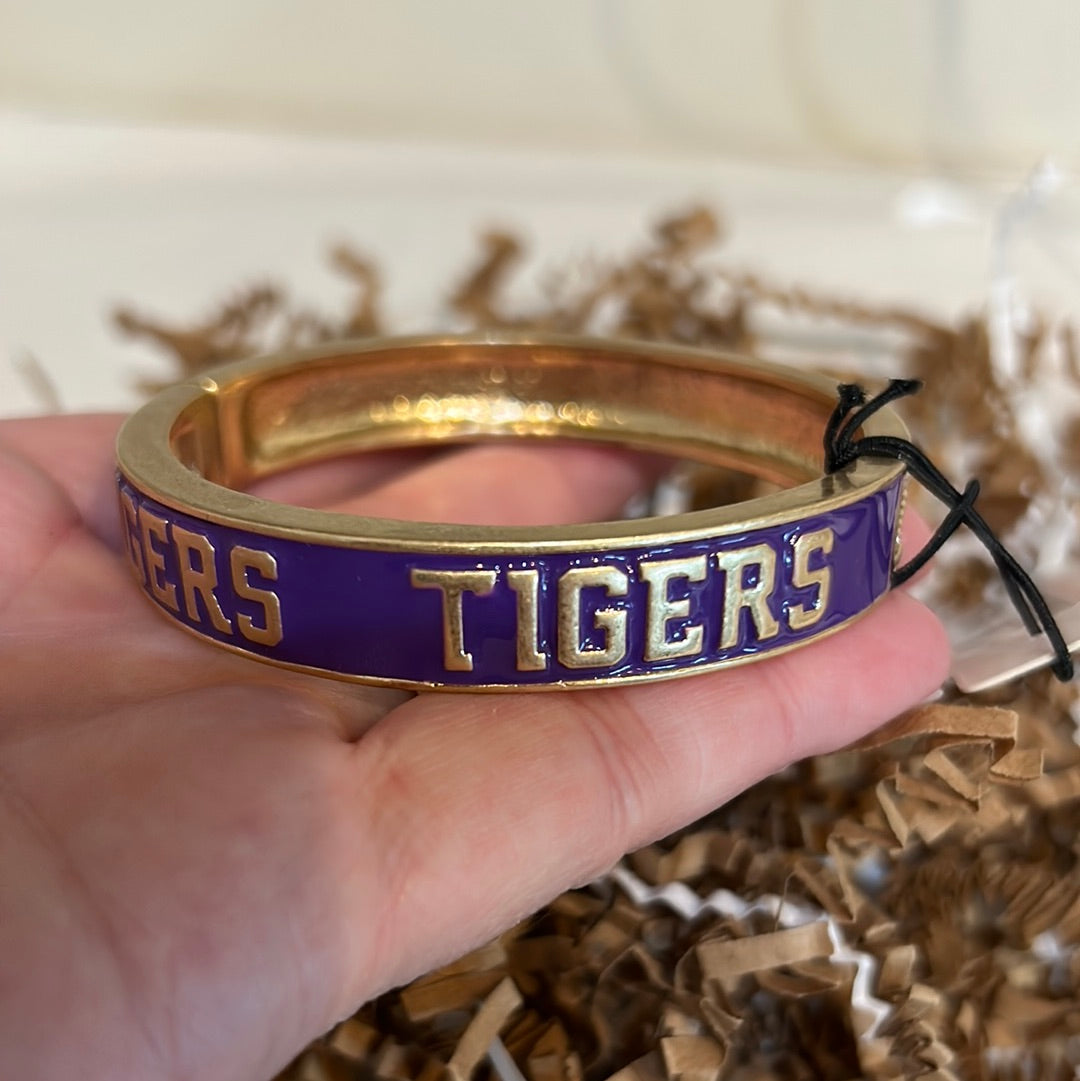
[5, 1, 1080, 417]
[3, 1, 1080, 175]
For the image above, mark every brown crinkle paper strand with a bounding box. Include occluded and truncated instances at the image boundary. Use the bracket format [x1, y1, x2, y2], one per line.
[116, 208, 1080, 1081]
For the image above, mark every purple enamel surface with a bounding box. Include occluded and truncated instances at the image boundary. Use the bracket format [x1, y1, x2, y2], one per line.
[117, 475, 902, 687]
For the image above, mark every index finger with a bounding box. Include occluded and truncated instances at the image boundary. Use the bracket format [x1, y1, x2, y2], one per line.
[330, 589, 948, 1003]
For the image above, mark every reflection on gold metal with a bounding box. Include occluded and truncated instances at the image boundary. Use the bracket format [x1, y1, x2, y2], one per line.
[230, 547, 283, 646]
[116, 334, 908, 555]
[138, 507, 179, 612]
[893, 480, 908, 569]
[788, 527, 834, 631]
[410, 568, 497, 671]
[172, 525, 233, 634]
[118, 489, 146, 584]
[716, 544, 780, 649]
[507, 569, 547, 671]
[557, 566, 629, 669]
[639, 556, 707, 661]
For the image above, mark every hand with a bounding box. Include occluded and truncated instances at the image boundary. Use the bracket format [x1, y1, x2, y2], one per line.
[0, 415, 949, 1081]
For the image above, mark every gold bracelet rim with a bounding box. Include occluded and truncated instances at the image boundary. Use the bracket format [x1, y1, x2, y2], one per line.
[116, 332, 907, 553]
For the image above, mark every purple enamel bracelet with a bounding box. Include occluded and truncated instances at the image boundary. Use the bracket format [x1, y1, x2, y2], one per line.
[115, 335, 907, 691]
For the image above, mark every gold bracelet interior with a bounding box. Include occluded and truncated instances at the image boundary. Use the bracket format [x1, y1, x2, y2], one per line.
[169, 340, 838, 491]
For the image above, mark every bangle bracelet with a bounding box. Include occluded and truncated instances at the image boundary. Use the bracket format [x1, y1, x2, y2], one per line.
[115, 334, 907, 691]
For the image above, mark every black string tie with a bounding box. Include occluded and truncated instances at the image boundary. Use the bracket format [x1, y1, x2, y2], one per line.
[824, 378, 1074, 683]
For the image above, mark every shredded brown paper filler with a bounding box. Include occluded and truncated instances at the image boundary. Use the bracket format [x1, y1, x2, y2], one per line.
[115, 208, 1080, 1081]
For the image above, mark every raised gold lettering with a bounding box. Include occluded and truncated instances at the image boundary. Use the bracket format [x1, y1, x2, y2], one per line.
[639, 555, 707, 661]
[230, 547, 283, 646]
[557, 565, 628, 669]
[172, 525, 232, 634]
[118, 490, 147, 585]
[411, 568, 497, 672]
[716, 544, 779, 649]
[787, 527, 834, 631]
[507, 569, 547, 671]
[138, 508, 179, 612]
